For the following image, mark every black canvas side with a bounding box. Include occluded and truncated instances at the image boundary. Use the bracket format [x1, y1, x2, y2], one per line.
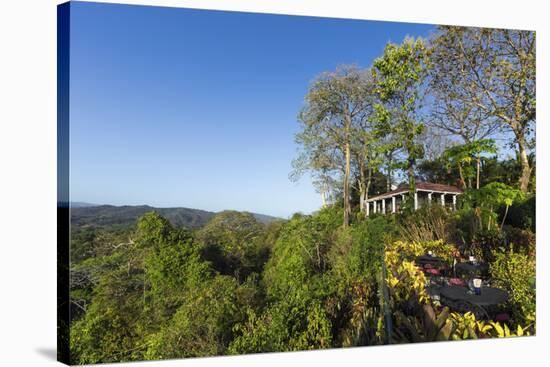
[57, 2, 71, 365]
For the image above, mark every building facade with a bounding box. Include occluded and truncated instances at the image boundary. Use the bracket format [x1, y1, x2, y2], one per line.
[365, 182, 463, 216]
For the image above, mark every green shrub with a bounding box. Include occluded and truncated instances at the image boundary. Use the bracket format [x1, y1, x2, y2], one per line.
[398, 205, 455, 244]
[329, 216, 396, 285]
[457, 184, 524, 238]
[325, 216, 396, 346]
[145, 276, 244, 360]
[503, 226, 536, 257]
[502, 195, 535, 232]
[468, 228, 506, 263]
[263, 206, 343, 300]
[228, 294, 332, 354]
[490, 249, 536, 326]
[327, 280, 382, 347]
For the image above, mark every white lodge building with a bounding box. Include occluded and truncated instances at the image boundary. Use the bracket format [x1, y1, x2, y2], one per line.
[365, 181, 463, 216]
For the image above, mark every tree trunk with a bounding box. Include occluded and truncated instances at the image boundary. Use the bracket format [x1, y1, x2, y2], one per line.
[343, 114, 352, 227]
[344, 138, 351, 227]
[408, 158, 415, 196]
[366, 167, 372, 199]
[501, 205, 510, 230]
[516, 131, 532, 193]
[361, 190, 368, 215]
[458, 163, 466, 189]
[321, 191, 327, 208]
[359, 161, 366, 213]
[360, 179, 369, 216]
[360, 168, 372, 217]
[476, 155, 481, 189]
[386, 152, 393, 192]
[359, 184, 367, 214]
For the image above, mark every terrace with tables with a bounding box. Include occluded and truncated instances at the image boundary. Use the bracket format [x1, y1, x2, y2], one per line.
[415, 253, 510, 321]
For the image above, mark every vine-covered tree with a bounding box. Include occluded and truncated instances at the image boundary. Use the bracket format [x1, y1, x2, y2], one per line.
[196, 211, 265, 281]
[372, 37, 430, 197]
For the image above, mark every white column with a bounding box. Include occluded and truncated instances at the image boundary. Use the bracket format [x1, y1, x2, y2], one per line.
[401, 194, 405, 212]
[366, 201, 370, 216]
[452, 195, 457, 210]
[428, 192, 432, 204]
[441, 193, 445, 206]
[373, 201, 377, 214]
[392, 196, 396, 213]
[414, 192, 418, 210]
[382, 199, 386, 214]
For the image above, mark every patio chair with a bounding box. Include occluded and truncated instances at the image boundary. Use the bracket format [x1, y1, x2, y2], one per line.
[448, 278, 466, 286]
[494, 312, 510, 323]
[425, 268, 441, 276]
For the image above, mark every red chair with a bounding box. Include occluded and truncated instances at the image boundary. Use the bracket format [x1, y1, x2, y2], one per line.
[448, 278, 466, 286]
[495, 313, 510, 322]
[425, 268, 441, 276]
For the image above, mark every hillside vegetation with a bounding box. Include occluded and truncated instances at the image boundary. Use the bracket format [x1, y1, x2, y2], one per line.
[68, 198, 535, 364]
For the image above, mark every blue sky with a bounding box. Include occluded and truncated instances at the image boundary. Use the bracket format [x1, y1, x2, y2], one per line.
[69, 1, 436, 217]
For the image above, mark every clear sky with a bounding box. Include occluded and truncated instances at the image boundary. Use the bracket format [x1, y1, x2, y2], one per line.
[69, 1, 436, 218]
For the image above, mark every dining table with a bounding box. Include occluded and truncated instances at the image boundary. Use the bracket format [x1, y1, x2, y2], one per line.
[439, 285, 509, 319]
[455, 261, 489, 278]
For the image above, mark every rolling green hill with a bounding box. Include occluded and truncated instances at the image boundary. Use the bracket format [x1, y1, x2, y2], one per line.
[70, 204, 280, 229]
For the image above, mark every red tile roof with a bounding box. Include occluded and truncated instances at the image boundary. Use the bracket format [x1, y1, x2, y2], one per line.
[416, 182, 464, 193]
[366, 181, 463, 201]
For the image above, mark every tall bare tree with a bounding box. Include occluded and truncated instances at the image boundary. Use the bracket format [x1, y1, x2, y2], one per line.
[290, 129, 341, 208]
[430, 27, 535, 192]
[295, 65, 373, 227]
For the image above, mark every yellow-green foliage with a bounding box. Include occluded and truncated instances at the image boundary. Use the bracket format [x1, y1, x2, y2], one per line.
[384, 240, 533, 342]
[386, 239, 459, 263]
[385, 241, 435, 343]
[490, 249, 536, 325]
[386, 257, 429, 305]
[384, 240, 459, 306]
[448, 312, 530, 339]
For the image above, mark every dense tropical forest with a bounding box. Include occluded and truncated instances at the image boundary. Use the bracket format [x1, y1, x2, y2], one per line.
[65, 26, 535, 364]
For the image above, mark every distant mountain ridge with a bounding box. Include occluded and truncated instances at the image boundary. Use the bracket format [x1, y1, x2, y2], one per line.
[70, 201, 99, 208]
[70, 203, 281, 229]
